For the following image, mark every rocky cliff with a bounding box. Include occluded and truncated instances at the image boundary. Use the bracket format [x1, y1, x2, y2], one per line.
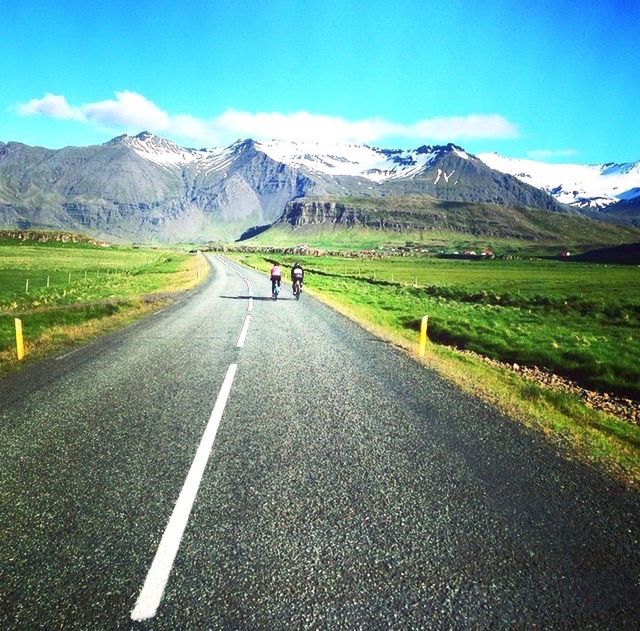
[277, 195, 640, 242]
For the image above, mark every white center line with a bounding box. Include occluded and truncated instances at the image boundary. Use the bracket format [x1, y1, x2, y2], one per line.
[131, 363, 238, 621]
[236, 314, 252, 348]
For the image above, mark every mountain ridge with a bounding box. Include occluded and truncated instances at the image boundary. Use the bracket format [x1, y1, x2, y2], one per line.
[1, 133, 636, 242]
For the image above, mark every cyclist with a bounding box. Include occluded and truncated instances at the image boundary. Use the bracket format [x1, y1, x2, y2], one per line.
[270, 262, 282, 297]
[291, 261, 304, 295]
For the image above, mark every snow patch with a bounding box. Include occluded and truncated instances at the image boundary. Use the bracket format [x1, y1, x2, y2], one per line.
[479, 152, 640, 207]
[434, 169, 455, 184]
[114, 132, 209, 167]
[255, 139, 438, 182]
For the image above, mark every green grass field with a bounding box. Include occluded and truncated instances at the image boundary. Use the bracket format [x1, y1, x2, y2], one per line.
[244, 223, 555, 254]
[234, 252, 640, 399]
[0, 238, 206, 367]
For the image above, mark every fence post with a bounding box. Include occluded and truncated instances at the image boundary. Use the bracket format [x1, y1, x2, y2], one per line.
[25, 279, 29, 294]
[419, 315, 429, 356]
[15, 318, 24, 360]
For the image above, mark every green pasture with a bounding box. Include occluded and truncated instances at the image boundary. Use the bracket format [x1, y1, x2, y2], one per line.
[286, 254, 640, 301]
[235, 252, 640, 399]
[0, 243, 189, 305]
[243, 221, 640, 256]
[0, 240, 197, 361]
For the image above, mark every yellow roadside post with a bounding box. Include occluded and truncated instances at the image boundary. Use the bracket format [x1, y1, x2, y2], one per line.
[15, 318, 24, 360]
[419, 315, 428, 356]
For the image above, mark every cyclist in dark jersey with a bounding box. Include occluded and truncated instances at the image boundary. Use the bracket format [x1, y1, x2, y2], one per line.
[291, 262, 304, 295]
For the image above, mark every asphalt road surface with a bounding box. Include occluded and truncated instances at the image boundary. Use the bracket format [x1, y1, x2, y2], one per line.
[1, 255, 639, 629]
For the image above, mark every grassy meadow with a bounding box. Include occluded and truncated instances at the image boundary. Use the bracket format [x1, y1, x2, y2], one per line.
[230, 250, 640, 486]
[0, 237, 207, 369]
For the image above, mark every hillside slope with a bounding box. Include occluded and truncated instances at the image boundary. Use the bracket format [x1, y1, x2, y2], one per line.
[257, 195, 640, 250]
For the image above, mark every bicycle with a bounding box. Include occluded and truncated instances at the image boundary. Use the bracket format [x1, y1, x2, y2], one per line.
[272, 281, 280, 300]
[292, 278, 302, 301]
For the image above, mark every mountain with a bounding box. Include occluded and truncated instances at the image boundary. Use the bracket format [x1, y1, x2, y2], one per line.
[256, 140, 568, 211]
[478, 152, 640, 224]
[0, 132, 611, 243]
[0, 133, 310, 241]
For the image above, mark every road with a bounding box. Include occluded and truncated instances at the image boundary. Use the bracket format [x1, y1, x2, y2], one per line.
[0, 255, 638, 629]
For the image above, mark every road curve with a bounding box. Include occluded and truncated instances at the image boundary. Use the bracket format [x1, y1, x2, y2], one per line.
[0, 255, 638, 629]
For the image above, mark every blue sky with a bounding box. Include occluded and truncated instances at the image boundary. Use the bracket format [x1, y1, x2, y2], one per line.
[1, 0, 638, 163]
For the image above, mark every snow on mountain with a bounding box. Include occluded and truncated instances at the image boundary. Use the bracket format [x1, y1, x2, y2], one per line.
[106, 134, 640, 211]
[191, 145, 238, 177]
[110, 134, 477, 183]
[108, 131, 209, 166]
[106, 133, 640, 212]
[478, 152, 640, 209]
[254, 140, 448, 182]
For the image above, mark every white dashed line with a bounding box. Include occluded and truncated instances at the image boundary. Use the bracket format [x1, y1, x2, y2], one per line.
[131, 363, 238, 621]
[236, 314, 252, 348]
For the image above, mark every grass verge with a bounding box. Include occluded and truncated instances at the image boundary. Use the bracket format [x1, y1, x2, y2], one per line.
[1, 244, 209, 374]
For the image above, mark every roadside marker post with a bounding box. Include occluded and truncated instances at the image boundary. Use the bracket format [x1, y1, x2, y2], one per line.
[419, 315, 428, 356]
[15, 318, 24, 360]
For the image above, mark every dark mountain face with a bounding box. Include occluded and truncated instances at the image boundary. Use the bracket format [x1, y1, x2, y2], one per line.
[0, 134, 571, 242]
[601, 197, 640, 227]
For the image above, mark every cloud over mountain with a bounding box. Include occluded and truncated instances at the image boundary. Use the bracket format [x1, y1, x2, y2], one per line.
[17, 91, 519, 147]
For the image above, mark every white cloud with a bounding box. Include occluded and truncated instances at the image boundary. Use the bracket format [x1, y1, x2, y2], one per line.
[527, 148, 578, 160]
[16, 91, 169, 130]
[82, 91, 170, 130]
[210, 110, 399, 144]
[18, 94, 84, 121]
[17, 91, 520, 146]
[408, 114, 519, 141]
[207, 110, 518, 144]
